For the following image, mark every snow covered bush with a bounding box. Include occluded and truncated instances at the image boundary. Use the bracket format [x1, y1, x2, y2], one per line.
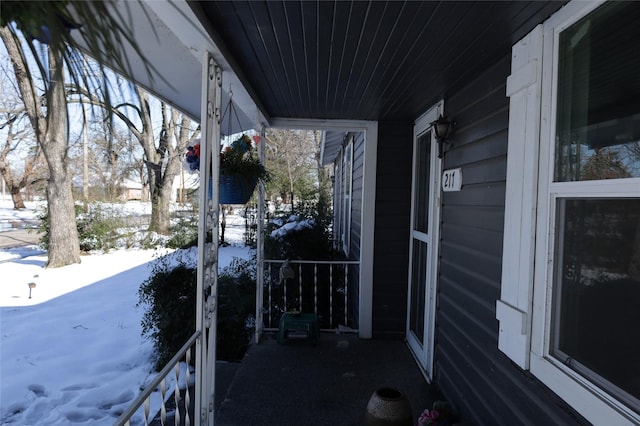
[36, 203, 125, 252]
[264, 208, 338, 260]
[137, 249, 256, 370]
[138, 251, 197, 370]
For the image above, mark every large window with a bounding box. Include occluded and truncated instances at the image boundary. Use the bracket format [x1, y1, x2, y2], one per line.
[549, 2, 640, 412]
[499, 1, 640, 423]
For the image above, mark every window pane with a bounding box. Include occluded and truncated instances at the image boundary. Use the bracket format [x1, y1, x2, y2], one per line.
[552, 198, 640, 409]
[413, 132, 431, 233]
[409, 239, 427, 344]
[555, 2, 640, 182]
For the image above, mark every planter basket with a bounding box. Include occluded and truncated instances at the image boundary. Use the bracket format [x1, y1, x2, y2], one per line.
[209, 174, 259, 204]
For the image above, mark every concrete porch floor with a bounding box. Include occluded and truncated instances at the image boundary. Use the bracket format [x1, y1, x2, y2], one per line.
[214, 332, 437, 426]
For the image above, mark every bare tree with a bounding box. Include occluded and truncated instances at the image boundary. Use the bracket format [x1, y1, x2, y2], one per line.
[0, 108, 47, 208]
[149, 101, 197, 233]
[69, 118, 141, 202]
[265, 129, 318, 209]
[0, 65, 49, 209]
[0, 27, 81, 267]
[1, 2, 160, 267]
[109, 87, 197, 234]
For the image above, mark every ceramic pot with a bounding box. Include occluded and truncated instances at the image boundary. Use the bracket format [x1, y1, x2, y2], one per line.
[363, 387, 413, 426]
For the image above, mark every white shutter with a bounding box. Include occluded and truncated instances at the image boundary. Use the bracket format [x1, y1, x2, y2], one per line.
[496, 25, 543, 369]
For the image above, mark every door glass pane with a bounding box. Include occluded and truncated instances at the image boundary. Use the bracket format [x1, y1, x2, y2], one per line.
[409, 239, 427, 345]
[554, 2, 640, 182]
[552, 198, 640, 409]
[414, 132, 431, 233]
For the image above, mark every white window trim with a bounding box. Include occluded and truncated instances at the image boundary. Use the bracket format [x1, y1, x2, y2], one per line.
[406, 100, 444, 380]
[498, 1, 640, 424]
[342, 138, 353, 254]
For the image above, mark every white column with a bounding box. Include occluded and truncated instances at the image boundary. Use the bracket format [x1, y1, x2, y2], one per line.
[195, 52, 222, 426]
[255, 126, 266, 343]
[358, 121, 378, 339]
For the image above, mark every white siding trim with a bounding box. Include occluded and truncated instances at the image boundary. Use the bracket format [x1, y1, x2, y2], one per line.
[359, 122, 378, 339]
[342, 139, 353, 254]
[497, 24, 543, 370]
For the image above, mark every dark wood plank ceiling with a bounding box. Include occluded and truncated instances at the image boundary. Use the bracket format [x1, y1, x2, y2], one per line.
[191, 1, 567, 123]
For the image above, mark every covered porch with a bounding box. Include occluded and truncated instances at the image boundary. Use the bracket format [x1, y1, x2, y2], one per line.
[216, 334, 433, 425]
[93, 1, 573, 425]
[151, 333, 435, 426]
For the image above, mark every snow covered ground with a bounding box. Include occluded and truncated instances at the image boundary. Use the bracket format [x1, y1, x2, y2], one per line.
[0, 199, 251, 425]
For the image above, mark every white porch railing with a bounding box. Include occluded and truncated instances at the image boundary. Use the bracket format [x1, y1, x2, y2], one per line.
[114, 331, 200, 426]
[262, 259, 360, 332]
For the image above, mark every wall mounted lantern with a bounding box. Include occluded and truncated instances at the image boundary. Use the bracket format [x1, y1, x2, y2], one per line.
[431, 115, 455, 158]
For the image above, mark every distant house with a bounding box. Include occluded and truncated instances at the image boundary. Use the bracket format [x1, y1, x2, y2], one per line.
[120, 179, 146, 201]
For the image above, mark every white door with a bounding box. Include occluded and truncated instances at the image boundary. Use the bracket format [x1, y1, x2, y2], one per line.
[406, 103, 442, 379]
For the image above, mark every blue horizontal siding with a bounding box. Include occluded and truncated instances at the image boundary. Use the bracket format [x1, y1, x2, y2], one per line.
[435, 55, 588, 424]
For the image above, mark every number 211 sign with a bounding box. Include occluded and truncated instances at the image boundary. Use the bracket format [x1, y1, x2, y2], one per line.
[442, 168, 462, 192]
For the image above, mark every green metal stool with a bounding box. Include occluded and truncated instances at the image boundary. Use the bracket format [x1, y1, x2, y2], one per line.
[277, 312, 319, 345]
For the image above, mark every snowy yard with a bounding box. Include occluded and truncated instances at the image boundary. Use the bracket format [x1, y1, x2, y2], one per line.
[0, 199, 251, 425]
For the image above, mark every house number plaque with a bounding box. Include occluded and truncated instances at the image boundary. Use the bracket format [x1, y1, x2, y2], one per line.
[442, 168, 462, 192]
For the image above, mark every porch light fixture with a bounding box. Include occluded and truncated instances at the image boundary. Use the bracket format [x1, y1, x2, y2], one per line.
[431, 115, 455, 158]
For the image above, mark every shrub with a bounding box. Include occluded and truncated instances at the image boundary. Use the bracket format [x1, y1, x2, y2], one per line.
[76, 204, 125, 251]
[137, 249, 256, 370]
[138, 253, 197, 370]
[36, 203, 124, 252]
[264, 204, 340, 260]
[167, 214, 199, 249]
[218, 257, 256, 361]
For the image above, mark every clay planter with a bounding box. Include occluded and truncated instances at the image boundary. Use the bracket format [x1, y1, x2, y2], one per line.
[363, 387, 413, 426]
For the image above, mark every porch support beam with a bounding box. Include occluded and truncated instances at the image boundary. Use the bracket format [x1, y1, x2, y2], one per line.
[255, 125, 266, 343]
[195, 51, 222, 426]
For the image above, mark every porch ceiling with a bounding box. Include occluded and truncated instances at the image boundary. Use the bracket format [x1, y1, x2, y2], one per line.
[188, 0, 567, 123]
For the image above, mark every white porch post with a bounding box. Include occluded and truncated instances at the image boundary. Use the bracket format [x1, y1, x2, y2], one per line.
[255, 126, 266, 343]
[358, 122, 378, 339]
[195, 52, 222, 426]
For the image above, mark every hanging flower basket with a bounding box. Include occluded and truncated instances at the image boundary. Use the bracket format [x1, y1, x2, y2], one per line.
[187, 133, 268, 205]
[211, 173, 259, 204]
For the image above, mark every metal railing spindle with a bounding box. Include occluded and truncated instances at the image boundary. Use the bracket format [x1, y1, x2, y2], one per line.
[329, 264, 333, 329]
[344, 264, 349, 327]
[313, 263, 318, 315]
[298, 264, 302, 311]
[173, 363, 181, 426]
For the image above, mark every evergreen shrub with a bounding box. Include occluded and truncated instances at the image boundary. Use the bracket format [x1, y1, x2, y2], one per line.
[36, 203, 124, 252]
[137, 250, 256, 371]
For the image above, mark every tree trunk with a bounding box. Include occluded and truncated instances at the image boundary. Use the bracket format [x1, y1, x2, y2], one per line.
[47, 172, 80, 267]
[10, 187, 26, 209]
[43, 49, 80, 267]
[0, 166, 26, 209]
[149, 194, 171, 233]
